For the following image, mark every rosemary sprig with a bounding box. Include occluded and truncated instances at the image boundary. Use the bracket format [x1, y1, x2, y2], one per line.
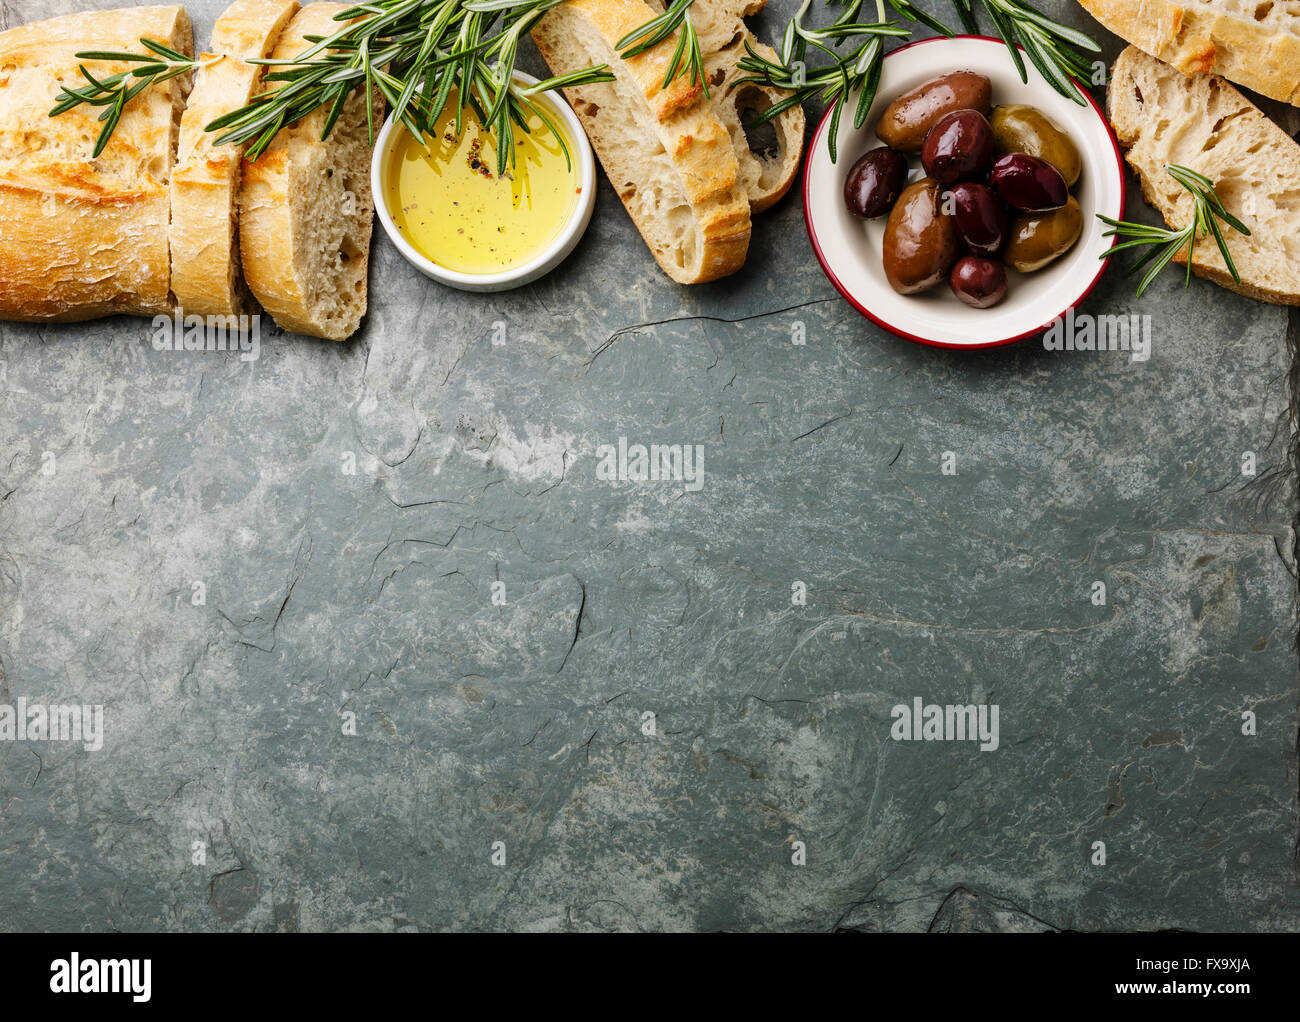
[1097, 164, 1251, 296]
[734, 0, 928, 163]
[49, 40, 207, 157]
[974, 0, 1098, 104]
[616, 0, 707, 96]
[224, 0, 613, 174]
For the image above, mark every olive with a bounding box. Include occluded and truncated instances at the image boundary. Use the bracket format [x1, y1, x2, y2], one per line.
[991, 104, 1081, 187]
[990, 153, 1068, 212]
[950, 256, 1008, 309]
[875, 71, 992, 153]
[921, 109, 993, 185]
[947, 182, 1008, 257]
[843, 146, 907, 219]
[882, 178, 959, 295]
[1003, 196, 1083, 272]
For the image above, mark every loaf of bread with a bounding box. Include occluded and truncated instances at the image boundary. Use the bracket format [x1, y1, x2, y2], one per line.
[0, 6, 193, 321]
[532, 0, 752, 283]
[239, 2, 382, 341]
[1078, 0, 1300, 106]
[169, 0, 300, 318]
[646, 0, 805, 213]
[1108, 46, 1300, 305]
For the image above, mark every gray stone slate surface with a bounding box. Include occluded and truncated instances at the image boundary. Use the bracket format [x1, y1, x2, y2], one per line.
[0, 0, 1296, 932]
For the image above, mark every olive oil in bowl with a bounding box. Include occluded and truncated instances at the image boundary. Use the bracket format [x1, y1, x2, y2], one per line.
[384, 95, 582, 276]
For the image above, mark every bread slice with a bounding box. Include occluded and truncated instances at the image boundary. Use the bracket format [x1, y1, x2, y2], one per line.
[239, 2, 382, 340]
[645, 0, 805, 213]
[1108, 46, 1300, 305]
[532, 0, 752, 283]
[169, 0, 299, 318]
[704, 36, 805, 213]
[0, 6, 193, 321]
[1078, 0, 1300, 106]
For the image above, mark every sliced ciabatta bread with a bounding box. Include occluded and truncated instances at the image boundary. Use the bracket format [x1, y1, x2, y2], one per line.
[0, 6, 193, 321]
[239, 2, 382, 340]
[170, 0, 300, 319]
[1108, 46, 1300, 305]
[1078, 0, 1300, 106]
[644, 0, 805, 213]
[532, 0, 752, 283]
[705, 38, 805, 213]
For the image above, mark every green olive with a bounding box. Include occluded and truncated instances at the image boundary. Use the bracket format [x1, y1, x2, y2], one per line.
[990, 104, 1081, 187]
[1003, 197, 1082, 273]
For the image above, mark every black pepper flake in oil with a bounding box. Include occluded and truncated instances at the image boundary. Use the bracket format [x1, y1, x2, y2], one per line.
[466, 137, 493, 178]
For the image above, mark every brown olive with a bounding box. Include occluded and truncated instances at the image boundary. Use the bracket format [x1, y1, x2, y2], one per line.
[1003, 196, 1083, 273]
[950, 256, 1008, 308]
[844, 146, 907, 219]
[921, 109, 993, 185]
[875, 71, 992, 154]
[990, 153, 1068, 212]
[991, 104, 1081, 187]
[948, 182, 1008, 257]
[882, 178, 959, 295]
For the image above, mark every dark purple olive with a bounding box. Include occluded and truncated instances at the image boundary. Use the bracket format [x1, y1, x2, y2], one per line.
[989, 152, 1068, 212]
[950, 256, 1008, 309]
[844, 146, 907, 219]
[949, 182, 1008, 257]
[920, 109, 993, 186]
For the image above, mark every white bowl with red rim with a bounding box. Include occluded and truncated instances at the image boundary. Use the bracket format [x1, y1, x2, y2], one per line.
[803, 35, 1126, 349]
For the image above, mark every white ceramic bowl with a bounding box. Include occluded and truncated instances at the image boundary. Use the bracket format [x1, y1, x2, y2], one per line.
[804, 35, 1127, 349]
[371, 72, 596, 293]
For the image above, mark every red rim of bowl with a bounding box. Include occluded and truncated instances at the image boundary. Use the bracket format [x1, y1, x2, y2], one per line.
[802, 34, 1128, 351]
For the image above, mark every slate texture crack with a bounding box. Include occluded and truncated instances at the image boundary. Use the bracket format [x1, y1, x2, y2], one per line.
[583, 298, 840, 369]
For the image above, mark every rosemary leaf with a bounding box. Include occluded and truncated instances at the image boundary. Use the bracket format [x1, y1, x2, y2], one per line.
[50, 40, 201, 157]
